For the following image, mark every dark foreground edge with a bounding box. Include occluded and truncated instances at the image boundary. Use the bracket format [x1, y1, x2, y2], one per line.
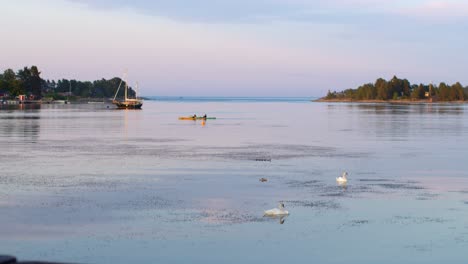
[0, 255, 74, 264]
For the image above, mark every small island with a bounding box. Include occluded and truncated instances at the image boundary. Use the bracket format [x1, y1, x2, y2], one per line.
[0, 66, 137, 104]
[317, 76, 468, 103]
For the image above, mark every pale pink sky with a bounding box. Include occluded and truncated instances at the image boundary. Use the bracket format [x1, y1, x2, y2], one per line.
[1, 0, 468, 96]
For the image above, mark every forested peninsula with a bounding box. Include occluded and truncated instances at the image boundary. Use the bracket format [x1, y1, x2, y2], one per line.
[0, 66, 136, 102]
[319, 76, 468, 103]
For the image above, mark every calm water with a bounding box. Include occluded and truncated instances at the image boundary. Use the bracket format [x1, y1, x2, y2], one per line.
[1, 100, 468, 263]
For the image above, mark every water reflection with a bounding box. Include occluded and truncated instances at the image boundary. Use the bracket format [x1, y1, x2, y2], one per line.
[327, 103, 466, 140]
[121, 108, 143, 140]
[0, 103, 41, 111]
[341, 103, 466, 116]
[263, 215, 288, 225]
[0, 105, 40, 143]
[337, 182, 347, 190]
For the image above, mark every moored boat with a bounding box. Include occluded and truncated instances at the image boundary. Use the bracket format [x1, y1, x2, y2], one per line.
[113, 99, 143, 109]
[112, 74, 143, 109]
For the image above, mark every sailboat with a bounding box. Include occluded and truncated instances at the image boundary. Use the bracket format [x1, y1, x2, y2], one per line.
[112, 75, 143, 109]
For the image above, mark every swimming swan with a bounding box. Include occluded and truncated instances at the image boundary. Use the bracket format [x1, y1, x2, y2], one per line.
[336, 172, 348, 184]
[264, 203, 289, 216]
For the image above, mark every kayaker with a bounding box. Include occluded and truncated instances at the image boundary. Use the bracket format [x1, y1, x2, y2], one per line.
[192, 114, 197, 119]
[203, 114, 207, 119]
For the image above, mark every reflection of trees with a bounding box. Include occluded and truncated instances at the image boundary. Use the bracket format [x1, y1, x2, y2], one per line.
[338, 103, 465, 140]
[347, 103, 464, 116]
[0, 105, 40, 143]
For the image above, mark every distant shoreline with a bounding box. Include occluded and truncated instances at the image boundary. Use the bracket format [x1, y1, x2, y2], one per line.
[321, 76, 468, 103]
[314, 98, 468, 104]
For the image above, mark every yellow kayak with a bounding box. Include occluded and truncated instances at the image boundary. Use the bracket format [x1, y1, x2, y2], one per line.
[178, 116, 216, 120]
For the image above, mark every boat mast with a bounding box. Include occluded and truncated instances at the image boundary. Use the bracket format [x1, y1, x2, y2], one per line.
[136, 82, 139, 99]
[113, 78, 123, 101]
[125, 80, 128, 101]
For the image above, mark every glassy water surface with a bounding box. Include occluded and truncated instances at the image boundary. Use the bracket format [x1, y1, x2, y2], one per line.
[1, 100, 468, 263]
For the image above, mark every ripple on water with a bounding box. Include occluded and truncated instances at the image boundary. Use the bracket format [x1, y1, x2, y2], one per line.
[341, 219, 371, 229]
[388, 215, 449, 225]
[285, 200, 341, 210]
[373, 183, 425, 190]
[359, 178, 392, 182]
[404, 243, 435, 252]
[286, 180, 321, 188]
[415, 192, 440, 200]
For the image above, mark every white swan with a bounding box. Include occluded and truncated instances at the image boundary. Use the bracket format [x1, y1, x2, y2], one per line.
[264, 203, 289, 216]
[336, 172, 348, 184]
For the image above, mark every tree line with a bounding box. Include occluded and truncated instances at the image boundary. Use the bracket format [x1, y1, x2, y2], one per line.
[325, 76, 467, 101]
[0, 66, 136, 100]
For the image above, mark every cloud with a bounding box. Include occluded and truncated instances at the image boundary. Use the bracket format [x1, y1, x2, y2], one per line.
[399, 1, 468, 20]
[68, 0, 468, 25]
[68, 0, 406, 24]
[69, 0, 302, 23]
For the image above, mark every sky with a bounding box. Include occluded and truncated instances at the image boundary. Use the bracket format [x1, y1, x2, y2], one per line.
[1, 0, 468, 96]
